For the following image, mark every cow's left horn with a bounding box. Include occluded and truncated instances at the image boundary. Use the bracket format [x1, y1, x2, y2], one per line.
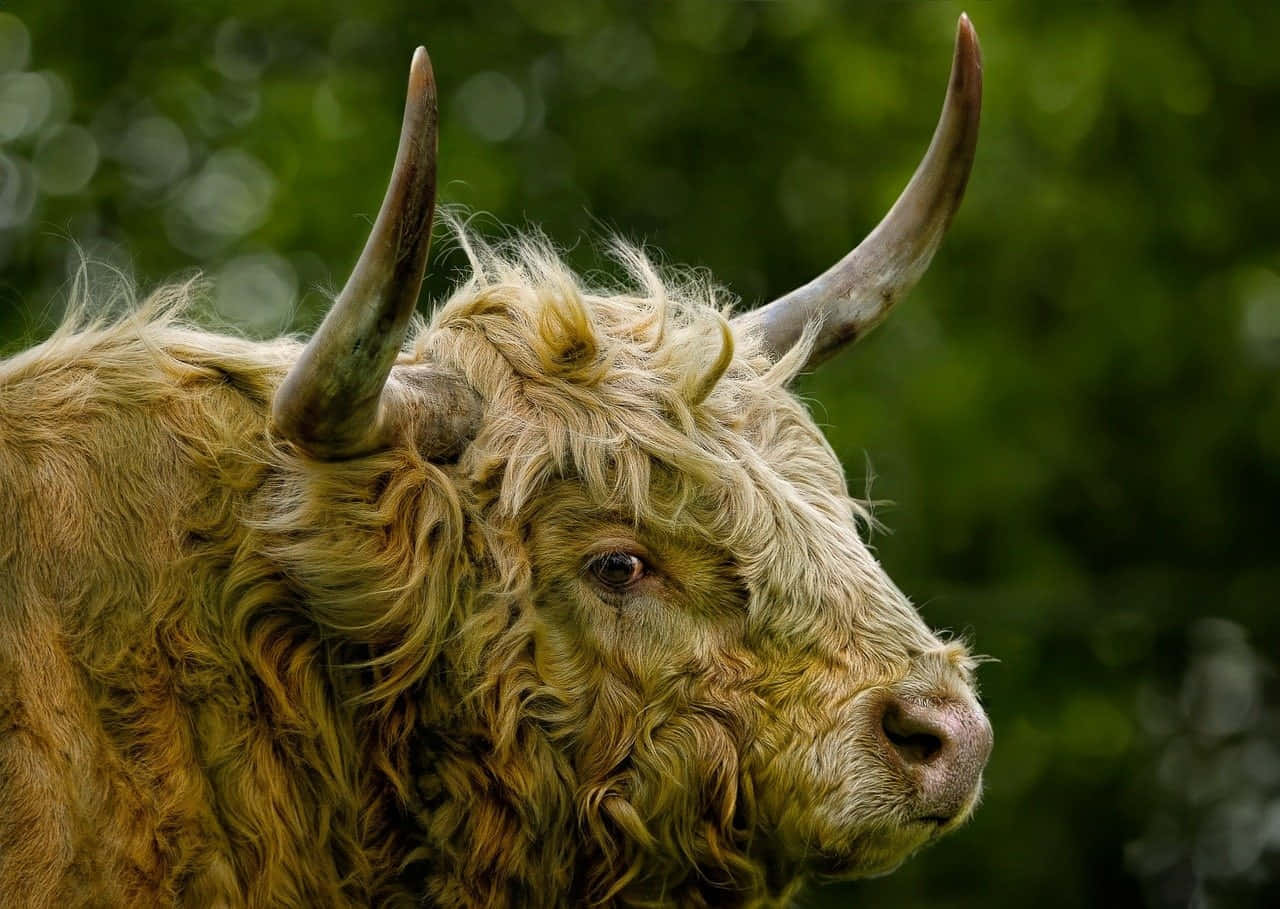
[735, 13, 982, 369]
[273, 47, 477, 459]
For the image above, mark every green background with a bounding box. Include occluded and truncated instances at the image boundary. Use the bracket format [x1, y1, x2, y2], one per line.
[5, 1, 1278, 905]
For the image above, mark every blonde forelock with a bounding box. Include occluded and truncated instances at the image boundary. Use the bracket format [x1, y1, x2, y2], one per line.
[413, 226, 778, 534]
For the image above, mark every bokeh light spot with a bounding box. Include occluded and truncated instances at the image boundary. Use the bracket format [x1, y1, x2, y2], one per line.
[0, 71, 52, 142]
[214, 20, 271, 82]
[214, 253, 298, 334]
[0, 13, 30, 74]
[166, 149, 275, 256]
[1238, 267, 1280, 366]
[456, 72, 525, 143]
[34, 124, 99, 195]
[0, 150, 36, 228]
[115, 116, 190, 190]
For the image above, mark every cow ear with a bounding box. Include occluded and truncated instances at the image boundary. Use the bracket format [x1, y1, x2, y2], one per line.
[272, 47, 479, 460]
[735, 14, 982, 370]
[384, 363, 483, 461]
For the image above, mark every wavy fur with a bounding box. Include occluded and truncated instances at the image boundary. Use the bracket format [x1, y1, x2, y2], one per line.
[0, 230, 978, 907]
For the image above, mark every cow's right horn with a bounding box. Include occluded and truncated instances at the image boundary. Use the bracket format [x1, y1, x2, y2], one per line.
[734, 13, 982, 370]
[273, 46, 479, 460]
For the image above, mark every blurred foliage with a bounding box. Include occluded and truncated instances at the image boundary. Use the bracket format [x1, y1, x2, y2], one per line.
[4, 1, 1280, 905]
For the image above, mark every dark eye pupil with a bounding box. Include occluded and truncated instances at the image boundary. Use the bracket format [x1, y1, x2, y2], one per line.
[593, 553, 642, 588]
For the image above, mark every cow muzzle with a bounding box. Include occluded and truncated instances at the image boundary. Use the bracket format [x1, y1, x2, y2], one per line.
[877, 694, 993, 825]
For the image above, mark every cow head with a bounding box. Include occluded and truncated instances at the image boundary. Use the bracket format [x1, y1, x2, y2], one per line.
[271, 14, 990, 902]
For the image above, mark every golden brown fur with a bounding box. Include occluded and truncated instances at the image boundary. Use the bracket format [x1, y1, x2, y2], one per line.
[0, 233, 981, 906]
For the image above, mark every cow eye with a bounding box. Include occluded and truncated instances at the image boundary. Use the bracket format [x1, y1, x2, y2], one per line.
[588, 552, 647, 590]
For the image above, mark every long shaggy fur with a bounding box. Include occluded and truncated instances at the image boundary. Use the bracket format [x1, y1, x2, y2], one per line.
[0, 231, 977, 907]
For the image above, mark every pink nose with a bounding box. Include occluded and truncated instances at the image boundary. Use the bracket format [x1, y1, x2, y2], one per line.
[879, 696, 993, 822]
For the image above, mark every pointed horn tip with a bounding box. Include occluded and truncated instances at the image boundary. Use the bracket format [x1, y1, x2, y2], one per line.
[949, 13, 983, 114]
[408, 45, 436, 94]
[955, 13, 982, 69]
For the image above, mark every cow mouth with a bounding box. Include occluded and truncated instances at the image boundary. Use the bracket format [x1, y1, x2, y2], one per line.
[911, 806, 973, 832]
[794, 763, 983, 880]
[807, 821, 944, 881]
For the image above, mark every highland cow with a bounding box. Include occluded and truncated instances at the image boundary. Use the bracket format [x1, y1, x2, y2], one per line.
[0, 15, 991, 908]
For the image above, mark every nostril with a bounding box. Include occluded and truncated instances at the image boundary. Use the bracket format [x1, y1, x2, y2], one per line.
[880, 701, 948, 765]
[878, 694, 992, 822]
[885, 727, 943, 764]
